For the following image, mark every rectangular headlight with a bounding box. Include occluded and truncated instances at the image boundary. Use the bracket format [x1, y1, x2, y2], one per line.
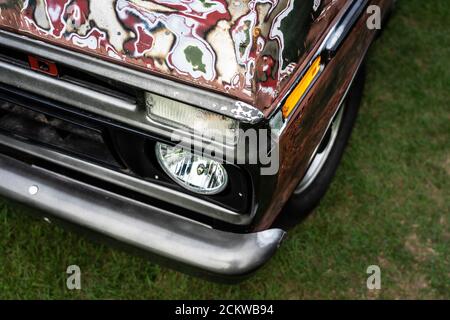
[145, 92, 239, 144]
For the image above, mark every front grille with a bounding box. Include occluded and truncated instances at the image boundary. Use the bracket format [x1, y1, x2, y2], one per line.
[0, 101, 120, 167]
[0, 83, 251, 217]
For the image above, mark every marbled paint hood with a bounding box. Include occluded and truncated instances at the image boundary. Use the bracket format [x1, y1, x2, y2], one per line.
[0, 0, 331, 111]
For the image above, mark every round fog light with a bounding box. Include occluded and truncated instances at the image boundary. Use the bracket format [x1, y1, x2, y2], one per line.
[155, 142, 228, 195]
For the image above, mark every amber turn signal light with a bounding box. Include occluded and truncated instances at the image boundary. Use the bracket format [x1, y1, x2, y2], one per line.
[282, 56, 322, 118]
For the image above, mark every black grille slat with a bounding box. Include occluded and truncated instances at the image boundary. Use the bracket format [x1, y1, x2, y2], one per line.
[0, 100, 121, 168]
[0, 45, 29, 67]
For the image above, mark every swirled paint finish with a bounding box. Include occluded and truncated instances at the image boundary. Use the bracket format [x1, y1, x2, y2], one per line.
[0, 0, 332, 110]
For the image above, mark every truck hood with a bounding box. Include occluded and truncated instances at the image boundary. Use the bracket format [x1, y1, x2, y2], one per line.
[0, 0, 329, 111]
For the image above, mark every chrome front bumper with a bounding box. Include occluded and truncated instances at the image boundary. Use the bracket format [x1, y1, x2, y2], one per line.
[0, 153, 285, 280]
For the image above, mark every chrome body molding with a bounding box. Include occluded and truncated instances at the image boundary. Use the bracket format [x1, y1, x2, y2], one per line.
[0, 133, 253, 225]
[324, 0, 369, 58]
[0, 153, 285, 279]
[0, 30, 264, 125]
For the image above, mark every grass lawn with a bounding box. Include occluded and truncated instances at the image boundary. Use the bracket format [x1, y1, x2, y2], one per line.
[0, 0, 448, 299]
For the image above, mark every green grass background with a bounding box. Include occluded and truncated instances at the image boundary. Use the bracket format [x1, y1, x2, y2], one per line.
[0, 0, 448, 299]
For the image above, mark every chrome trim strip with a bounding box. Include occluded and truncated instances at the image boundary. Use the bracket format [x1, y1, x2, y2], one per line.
[324, 0, 369, 57]
[0, 29, 264, 124]
[0, 60, 137, 113]
[0, 153, 285, 278]
[0, 133, 253, 225]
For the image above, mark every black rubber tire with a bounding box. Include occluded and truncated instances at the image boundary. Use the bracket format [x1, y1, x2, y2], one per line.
[274, 64, 366, 229]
